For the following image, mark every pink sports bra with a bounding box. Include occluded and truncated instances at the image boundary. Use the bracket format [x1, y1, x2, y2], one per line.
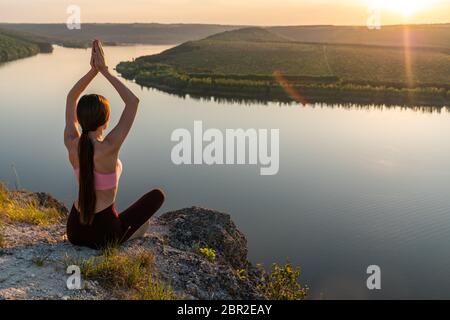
[74, 160, 123, 191]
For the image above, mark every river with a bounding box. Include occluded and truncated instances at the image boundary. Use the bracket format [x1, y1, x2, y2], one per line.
[1, 45, 450, 299]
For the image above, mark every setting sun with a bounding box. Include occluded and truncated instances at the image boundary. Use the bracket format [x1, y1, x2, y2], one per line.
[369, 0, 439, 17]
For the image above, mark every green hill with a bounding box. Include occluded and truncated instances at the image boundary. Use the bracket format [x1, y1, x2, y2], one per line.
[203, 27, 289, 42]
[117, 27, 450, 106]
[0, 30, 40, 63]
[0, 28, 53, 63]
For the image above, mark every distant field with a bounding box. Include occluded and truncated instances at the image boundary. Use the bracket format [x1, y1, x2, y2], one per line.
[268, 24, 450, 50]
[0, 23, 242, 48]
[117, 27, 450, 106]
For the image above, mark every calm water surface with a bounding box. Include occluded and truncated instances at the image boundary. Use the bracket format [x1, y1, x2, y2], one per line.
[1, 45, 450, 299]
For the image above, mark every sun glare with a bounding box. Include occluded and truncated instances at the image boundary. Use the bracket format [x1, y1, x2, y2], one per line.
[368, 0, 438, 17]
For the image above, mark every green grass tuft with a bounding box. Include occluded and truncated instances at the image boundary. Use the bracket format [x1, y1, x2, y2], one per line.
[32, 252, 51, 267]
[63, 247, 178, 300]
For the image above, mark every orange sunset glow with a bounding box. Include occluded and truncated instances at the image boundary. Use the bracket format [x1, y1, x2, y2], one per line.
[0, 0, 448, 25]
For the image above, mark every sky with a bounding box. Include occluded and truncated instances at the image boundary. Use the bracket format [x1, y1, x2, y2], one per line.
[0, 0, 449, 26]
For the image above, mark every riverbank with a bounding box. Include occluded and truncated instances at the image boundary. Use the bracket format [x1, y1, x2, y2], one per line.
[117, 64, 450, 107]
[0, 185, 307, 300]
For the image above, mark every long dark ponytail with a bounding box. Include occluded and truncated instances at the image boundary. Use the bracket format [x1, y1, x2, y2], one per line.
[76, 94, 110, 225]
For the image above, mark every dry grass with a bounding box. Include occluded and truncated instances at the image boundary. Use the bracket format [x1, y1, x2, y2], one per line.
[0, 222, 5, 248]
[0, 184, 7, 204]
[0, 184, 63, 226]
[63, 247, 177, 300]
[32, 252, 51, 267]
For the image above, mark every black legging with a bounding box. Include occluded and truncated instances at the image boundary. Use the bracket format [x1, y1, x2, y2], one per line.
[67, 189, 165, 249]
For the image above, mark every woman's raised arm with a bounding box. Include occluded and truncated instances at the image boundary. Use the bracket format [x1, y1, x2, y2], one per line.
[64, 44, 98, 146]
[93, 40, 140, 150]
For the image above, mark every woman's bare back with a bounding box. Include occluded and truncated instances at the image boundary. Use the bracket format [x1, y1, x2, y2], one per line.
[67, 135, 120, 213]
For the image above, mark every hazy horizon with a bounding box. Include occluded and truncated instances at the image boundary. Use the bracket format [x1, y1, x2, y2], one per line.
[0, 0, 449, 26]
[1, 21, 450, 27]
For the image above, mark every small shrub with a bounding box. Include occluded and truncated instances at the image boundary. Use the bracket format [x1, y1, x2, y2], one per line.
[236, 269, 247, 280]
[258, 261, 308, 300]
[198, 247, 216, 262]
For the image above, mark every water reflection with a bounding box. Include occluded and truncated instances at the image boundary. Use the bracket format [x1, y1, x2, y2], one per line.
[137, 84, 449, 112]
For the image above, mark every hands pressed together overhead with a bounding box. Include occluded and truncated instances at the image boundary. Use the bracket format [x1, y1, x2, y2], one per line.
[90, 40, 108, 73]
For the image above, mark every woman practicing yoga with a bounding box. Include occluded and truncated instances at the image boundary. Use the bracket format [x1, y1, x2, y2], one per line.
[65, 40, 165, 249]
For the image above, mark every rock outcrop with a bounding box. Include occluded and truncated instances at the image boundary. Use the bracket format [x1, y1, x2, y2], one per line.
[0, 191, 264, 300]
